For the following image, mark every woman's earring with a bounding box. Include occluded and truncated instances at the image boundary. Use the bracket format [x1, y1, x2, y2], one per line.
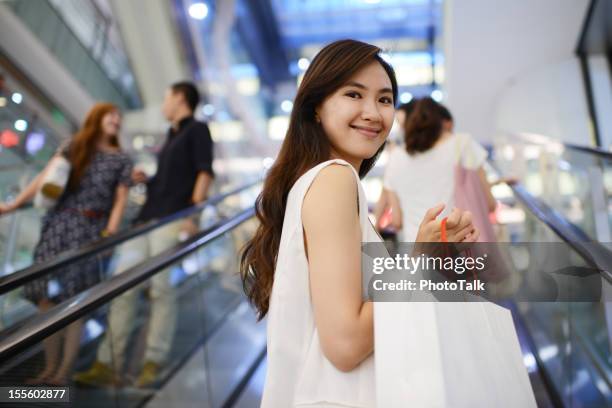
[315, 114, 321, 123]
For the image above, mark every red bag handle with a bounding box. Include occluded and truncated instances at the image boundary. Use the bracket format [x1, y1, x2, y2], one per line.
[440, 217, 448, 243]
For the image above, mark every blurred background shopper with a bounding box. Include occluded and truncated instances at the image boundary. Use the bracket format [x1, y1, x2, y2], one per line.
[0, 102, 132, 385]
[74, 81, 215, 388]
[374, 100, 416, 237]
[382, 97, 496, 242]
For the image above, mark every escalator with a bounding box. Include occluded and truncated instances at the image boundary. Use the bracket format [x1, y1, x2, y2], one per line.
[0, 180, 262, 407]
[0, 210, 263, 407]
[0, 146, 609, 407]
[487, 136, 612, 407]
[0, 180, 260, 328]
[493, 183, 611, 407]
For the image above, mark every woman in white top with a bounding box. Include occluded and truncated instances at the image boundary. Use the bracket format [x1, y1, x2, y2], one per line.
[239, 40, 479, 407]
[383, 97, 497, 242]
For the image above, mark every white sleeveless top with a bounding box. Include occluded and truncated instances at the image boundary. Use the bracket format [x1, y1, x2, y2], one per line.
[261, 159, 381, 408]
[383, 133, 487, 242]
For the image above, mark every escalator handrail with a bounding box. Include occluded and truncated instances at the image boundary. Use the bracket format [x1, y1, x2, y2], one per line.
[510, 132, 612, 159]
[0, 206, 255, 362]
[507, 182, 612, 284]
[565, 143, 612, 159]
[0, 180, 261, 295]
[488, 158, 612, 282]
[2, 173, 609, 360]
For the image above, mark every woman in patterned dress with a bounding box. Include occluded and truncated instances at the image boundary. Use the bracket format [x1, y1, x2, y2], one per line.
[0, 103, 133, 385]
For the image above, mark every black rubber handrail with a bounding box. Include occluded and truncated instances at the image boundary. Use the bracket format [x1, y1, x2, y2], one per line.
[0, 180, 261, 296]
[565, 143, 612, 159]
[221, 346, 267, 408]
[488, 160, 612, 283]
[511, 132, 612, 159]
[509, 183, 612, 283]
[0, 207, 255, 362]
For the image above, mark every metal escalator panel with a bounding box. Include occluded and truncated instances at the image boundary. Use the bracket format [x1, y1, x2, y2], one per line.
[0, 208, 261, 408]
[0, 181, 261, 334]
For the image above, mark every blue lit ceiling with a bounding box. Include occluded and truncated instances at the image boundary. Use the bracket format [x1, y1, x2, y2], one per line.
[177, 0, 444, 104]
[270, 0, 443, 50]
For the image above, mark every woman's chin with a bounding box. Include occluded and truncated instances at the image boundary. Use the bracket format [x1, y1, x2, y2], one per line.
[341, 150, 381, 164]
[356, 145, 384, 160]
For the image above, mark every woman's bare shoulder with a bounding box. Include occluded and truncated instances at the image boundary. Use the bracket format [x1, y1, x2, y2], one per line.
[302, 163, 357, 220]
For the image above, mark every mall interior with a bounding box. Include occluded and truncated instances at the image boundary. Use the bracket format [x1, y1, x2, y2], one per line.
[0, 0, 610, 406]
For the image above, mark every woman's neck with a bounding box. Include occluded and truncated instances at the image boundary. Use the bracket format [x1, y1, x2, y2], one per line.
[329, 148, 362, 172]
[433, 130, 452, 147]
[97, 138, 117, 152]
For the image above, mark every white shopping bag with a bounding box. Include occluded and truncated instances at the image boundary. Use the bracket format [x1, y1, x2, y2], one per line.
[374, 302, 536, 408]
[34, 155, 71, 209]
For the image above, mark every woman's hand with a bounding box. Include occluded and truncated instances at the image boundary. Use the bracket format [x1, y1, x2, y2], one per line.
[444, 208, 480, 242]
[414, 205, 479, 259]
[0, 202, 17, 215]
[415, 204, 479, 243]
[497, 176, 519, 186]
[415, 204, 444, 242]
[131, 169, 148, 185]
[179, 218, 199, 240]
[101, 226, 117, 238]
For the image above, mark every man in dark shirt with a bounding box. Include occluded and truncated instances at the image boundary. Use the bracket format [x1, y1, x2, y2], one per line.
[134, 82, 214, 222]
[74, 82, 214, 388]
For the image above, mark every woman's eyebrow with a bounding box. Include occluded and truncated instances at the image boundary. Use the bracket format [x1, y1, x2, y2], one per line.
[345, 81, 367, 90]
[344, 81, 393, 94]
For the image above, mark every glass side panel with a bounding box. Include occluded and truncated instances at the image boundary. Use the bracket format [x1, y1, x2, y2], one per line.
[493, 137, 612, 242]
[0, 183, 260, 334]
[494, 180, 612, 406]
[0, 215, 261, 407]
[0, 182, 260, 275]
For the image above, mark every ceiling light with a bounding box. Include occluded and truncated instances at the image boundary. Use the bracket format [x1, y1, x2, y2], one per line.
[297, 58, 310, 71]
[280, 100, 293, 113]
[14, 119, 28, 132]
[262, 157, 274, 170]
[202, 104, 215, 116]
[379, 52, 392, 63]
[431, 89, 443, 102]
[132, 136, 144, 150]
[11, 92, 23, 104]
[26, 132, 45, 154]
[399, 92, 413, 104]
[188, 3, 209, 20]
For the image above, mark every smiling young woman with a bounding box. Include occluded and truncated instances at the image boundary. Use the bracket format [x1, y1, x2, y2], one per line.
[240, 39, 478, 407]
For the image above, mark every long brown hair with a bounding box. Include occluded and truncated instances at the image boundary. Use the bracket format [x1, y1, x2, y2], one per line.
[403, 97, 444, 154]
[67, 103, 120, 189]
[240, 39, 398, 319]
